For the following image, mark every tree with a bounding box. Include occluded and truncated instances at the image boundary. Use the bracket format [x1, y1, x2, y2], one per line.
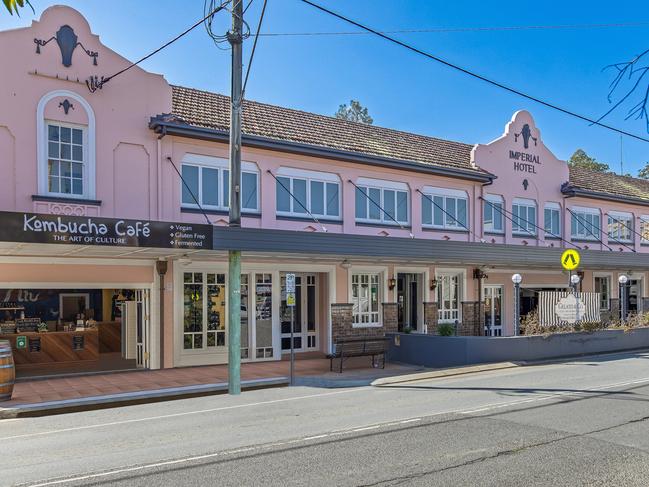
[567, 149, 610, 172]
[2, 0, 34, 15]
[600, 49, 649, 132]
[335, 100, 373, 124]
[638, 163, 649, 180]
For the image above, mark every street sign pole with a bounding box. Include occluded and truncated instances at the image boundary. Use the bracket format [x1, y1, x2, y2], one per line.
[286, 273, 296, 386]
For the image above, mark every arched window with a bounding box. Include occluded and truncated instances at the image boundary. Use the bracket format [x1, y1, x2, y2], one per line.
[36, 90, 96, 200]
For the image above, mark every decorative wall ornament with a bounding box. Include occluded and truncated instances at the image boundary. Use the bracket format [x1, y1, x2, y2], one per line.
[86, 75, 106, 93]
[34, 25, 99, 67]
[514, 123, 538, 149]
[58, 99, 74, 115]
[522, 179, 529, 190]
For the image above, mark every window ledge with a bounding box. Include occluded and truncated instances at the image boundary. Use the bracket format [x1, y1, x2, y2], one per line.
[483, 230, 505, 236]
[276, 214, 342, 224]
[32, 194, 102, 206]
[422, 226, 469, 234]
[512, 233, 538, 239]
[352, 323, 383, 329]
[355, 221, 411, 230]
[180, 207, 261, 218]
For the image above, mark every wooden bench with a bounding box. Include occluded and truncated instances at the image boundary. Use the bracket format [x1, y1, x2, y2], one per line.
[327, 337, 390, 373]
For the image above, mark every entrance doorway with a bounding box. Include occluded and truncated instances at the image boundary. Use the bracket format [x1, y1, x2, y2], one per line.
[484, 285, 503, 336]
[621, 278, 642, 318]
[397, 273, 423, 332]
[280, 273, 318, 353]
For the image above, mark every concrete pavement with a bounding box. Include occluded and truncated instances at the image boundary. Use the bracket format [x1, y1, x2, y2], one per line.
[4, 350, 649, 486]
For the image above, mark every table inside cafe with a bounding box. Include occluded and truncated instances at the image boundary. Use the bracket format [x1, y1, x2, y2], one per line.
[0, 302, 99, 368]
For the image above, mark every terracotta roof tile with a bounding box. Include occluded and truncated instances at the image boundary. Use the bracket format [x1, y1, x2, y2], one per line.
[567, 166, 649, 203]
[170, 85, 483, 174]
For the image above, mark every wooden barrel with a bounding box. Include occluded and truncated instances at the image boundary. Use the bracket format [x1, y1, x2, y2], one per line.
[0, 340, 15, 401]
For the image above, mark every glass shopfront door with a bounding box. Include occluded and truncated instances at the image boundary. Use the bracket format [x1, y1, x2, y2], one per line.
[280, 273, 317, 353]
[484, 285, 503, 336]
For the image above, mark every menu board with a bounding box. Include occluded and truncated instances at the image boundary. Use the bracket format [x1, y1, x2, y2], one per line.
[16, 318, 40, 332]
[72, 335, 85, 351]
[29, 337, 41, 353]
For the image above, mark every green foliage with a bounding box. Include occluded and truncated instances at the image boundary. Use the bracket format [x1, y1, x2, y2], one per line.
[638, 164, 649, 180]
[567, 149, 610, 173]
[437, 323, 455, 337]
[2, 0, 34, 16]
[335, 100, 373, 124]
[402, 326, 413, 334]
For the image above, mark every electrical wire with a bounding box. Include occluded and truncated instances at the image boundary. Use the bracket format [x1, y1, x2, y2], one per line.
[268, 170, 328, 232]
[566, 208, 615, 252]
[167, 157, 213, 225]
[243, 0, 268, 97]
[605, 213, 647, 248]
[86, 1, 231, 93]
[255, 21, 649, 37]
[299, 0, 649, 144]
[417, 189, 484, 242]
[204, 0, 251, 50]
[350, 180, 413, 237]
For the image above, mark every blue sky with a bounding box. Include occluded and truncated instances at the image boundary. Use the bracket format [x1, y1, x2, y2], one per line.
[3, 0, 649, 173]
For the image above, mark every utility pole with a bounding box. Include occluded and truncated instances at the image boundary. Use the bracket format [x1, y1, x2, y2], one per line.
[227, 0, 243, 395]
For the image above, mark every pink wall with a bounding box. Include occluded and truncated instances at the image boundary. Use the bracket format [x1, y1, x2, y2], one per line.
[0, 262, 153, 283]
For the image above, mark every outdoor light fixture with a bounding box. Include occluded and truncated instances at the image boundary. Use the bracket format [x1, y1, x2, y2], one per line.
[619, 274, 629, 324]
[388, 277, 397, 290]
[429, 278, 438, 291]
[512, 273, 522, 336]
[340, 260, 352, 270]
[570, 274, 581, 285]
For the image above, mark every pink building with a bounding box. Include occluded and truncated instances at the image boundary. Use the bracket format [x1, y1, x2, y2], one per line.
[1, 6, 648, 374]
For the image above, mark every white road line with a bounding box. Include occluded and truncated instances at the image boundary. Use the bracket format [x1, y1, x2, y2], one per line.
[19, 376, 649, 487]
[0, 387, 367, 441]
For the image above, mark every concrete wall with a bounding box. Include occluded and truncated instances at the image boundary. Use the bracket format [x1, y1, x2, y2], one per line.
[387, 328, 649, 368]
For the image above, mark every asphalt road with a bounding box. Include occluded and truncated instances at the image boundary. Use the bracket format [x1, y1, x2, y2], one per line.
[4, 350, 649, 486]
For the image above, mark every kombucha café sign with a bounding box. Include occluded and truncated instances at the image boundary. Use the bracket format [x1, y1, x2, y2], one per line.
[0, 211, 213, 249]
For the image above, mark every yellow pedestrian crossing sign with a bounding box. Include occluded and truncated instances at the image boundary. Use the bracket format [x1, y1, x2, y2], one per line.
[561, 249, 580, 270]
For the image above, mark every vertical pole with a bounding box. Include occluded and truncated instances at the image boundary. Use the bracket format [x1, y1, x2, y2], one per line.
[621, 283, 626, 324]
[514, 282, 520, 336]
[290, 305, 295, 386]
[227, 0, 243, 395]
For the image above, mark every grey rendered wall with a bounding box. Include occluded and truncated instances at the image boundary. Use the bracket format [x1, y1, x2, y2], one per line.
[386, 328, 649, 368]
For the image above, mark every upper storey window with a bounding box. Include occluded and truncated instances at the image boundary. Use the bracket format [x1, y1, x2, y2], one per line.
[46, 122, 85, 196]
[355, 178, 409, 225]
[181, 155, 259, 212]
[570, 207, 601, 240]
[607, 211, 633, 243]
[544, 202, 561, 237]
[275, 168, 340, 220]
[483, 194, 504, 234]
[37, 90, 96, 200]
[422, 187, 468, 231]
[512, 198, 537, 237]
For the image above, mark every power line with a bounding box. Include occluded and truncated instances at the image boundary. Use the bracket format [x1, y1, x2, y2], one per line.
[350, 180, 413, 237]
[166, 157, 212, 225]
[255, 21, 649, 37]
[268, 170, 328, 232]
[87, 1, 231, 93]
[418, 189, 484, 243]
[243, 0, 268, 97]
[299, 0, 649, 144]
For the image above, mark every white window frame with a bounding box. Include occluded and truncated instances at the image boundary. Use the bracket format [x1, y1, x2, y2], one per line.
[180, 154, 260, 213]
[348, 266, 387, 328]
[512, 198, 537, 237]
[436, 269, 465, 324]
[275, 167, 341, 220]
[607, 211, 633, 243]
[354, 178, 409, 226]
[593, 273, 612, 311]
[483, 194, 504, 234]
[421, 186, 469, 231]
[37, 90, 96, 199]
[544, 202, 561, 237]
[570, 206, 601, 241]
[641, 215, 649, 244]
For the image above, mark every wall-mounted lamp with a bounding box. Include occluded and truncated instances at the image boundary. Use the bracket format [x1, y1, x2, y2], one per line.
[388, 277, 397, 291]
[340, 259, 352, 270]
[472, 268, 488, 280]
[429, 278, 438, 291]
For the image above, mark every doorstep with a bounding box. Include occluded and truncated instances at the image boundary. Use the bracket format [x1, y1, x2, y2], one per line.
[0, 376, 289, 419]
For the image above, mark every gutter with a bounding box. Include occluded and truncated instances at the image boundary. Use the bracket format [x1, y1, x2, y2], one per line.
[562, 186, 649, 208]
[149, 119, 495, 184]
